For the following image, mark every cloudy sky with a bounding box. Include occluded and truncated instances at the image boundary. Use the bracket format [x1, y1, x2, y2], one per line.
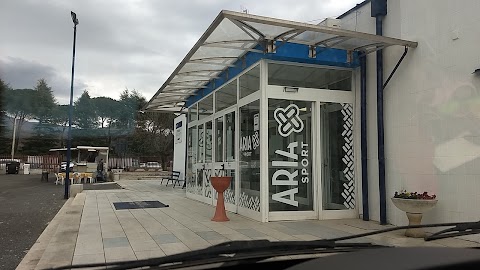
[0, 0, 359, 104]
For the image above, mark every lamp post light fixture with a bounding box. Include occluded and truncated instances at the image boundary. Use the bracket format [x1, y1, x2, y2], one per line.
[65, 11, 79, 199]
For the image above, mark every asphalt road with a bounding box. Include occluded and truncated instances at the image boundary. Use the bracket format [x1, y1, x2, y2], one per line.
[0, 173, 66, 270]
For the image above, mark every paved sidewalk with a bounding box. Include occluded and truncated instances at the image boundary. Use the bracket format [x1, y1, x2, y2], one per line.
[19, 180, 479, 269]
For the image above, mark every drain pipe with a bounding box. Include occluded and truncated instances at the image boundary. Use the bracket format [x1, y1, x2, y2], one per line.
[360, 55, 369, 221]
[372, 0, 387, 225]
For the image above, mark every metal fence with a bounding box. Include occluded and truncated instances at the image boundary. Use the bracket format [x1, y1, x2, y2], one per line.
[0, 155, 59, 172]
[108, 157, 168, 170]
[0, 155, 169, 172]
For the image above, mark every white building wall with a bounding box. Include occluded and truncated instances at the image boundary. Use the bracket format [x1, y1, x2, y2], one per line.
[342, 0, 480, 241]
[173, 114, 187, 180]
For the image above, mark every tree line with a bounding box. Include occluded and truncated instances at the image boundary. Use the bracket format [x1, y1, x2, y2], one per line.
[0, 77, 174, 165]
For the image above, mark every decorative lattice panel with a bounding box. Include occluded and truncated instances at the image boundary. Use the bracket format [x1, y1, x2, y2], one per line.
[238, 192, 260, 212]
[340, 103, 355, 209]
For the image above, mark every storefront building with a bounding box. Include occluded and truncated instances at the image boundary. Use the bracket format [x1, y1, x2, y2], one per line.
[146, 0, 480, 235]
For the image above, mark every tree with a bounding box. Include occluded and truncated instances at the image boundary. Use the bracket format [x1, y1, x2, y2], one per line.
[4, 88, 37, 151]
[33, 79, 56, 124]
[50, 105, 69, 147]
[116, 89, 146, 131]
[0, 78, 10, 154]
[74, 90, 96, 129]
[91, 96, 120, 128]
[129, 111, 175, 167]
[19, 79, 60, 154]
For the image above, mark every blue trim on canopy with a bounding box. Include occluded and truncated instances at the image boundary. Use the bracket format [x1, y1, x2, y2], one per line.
[185, 42, 359, 107]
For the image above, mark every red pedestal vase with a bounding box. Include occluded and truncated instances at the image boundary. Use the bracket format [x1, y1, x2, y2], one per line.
[210, 176, 232, 222]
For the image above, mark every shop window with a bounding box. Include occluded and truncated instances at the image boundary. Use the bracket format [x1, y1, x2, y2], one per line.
[268, 63, 352, 91]
[198, 94, 213, 120]
[197, 124, 204, 163]
[205, 121, 213, 162]
[225, 111, 235, 162]
[239, 65, 260, 99]
[188, 104, 198, 123]
[215, 117, 224, 162]
[216, 80, 237, 112]
[239, 100, 261, 212]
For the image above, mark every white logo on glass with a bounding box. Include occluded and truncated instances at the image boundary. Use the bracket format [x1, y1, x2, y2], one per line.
[274, 104, 304, 137]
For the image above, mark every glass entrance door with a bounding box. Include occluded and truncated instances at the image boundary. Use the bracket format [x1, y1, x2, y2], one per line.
[266, 84, 356, 221]
[320, 102, 356, 215]
[267, 99, 316, 220]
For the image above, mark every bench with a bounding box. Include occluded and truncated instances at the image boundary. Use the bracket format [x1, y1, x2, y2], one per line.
[163, 171, 186, 188]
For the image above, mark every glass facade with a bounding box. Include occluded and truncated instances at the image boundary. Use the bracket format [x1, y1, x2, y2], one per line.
[185, 61, 355, 221]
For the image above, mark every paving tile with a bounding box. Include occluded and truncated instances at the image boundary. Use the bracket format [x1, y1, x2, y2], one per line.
[103, 237, 130, 248]
[152, 234, 180, 244]
[206, 239, 230, 245]
[128, 238, 160, 251]
[235, 229, 266, 238]
[104, 247, 136, 262]
[72, 253, 105, 265]
[222, 233, 252, 241]
[196, 231, 229, 241]
[159, 243, 190, 256]
[270, 224, 306, 236]
[101, 230, 127, 239]
[134, 249, 166, 260]
[294, 234, 320, 241]
[75, 238, 104, 255]
[124, 230, 152, 240]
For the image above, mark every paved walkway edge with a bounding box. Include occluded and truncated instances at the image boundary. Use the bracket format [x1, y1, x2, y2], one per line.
[16, 194, 85, 270]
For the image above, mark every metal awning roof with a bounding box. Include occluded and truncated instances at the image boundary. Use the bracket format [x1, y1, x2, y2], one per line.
[145, 10, 417, 112]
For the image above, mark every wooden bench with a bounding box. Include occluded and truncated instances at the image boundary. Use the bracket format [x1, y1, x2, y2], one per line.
[163, 171, 186, 188]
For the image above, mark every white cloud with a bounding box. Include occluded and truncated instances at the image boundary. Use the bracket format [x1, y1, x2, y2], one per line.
[0, 0, 360, 104]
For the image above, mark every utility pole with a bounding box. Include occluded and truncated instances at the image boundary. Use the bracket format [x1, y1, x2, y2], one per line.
[11, 117, 17, 159]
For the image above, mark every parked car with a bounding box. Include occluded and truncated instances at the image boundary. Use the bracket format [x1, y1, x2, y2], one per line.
[146, 162, 162, 169]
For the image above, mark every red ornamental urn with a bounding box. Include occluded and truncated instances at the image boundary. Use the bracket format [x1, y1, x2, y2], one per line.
[210, 176, 232, 222]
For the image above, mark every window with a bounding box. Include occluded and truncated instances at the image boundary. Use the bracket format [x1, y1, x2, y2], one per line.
[239, 100, 261, 211]
[215, 80, 237, 112]
[198, 94, 213, 120]
[268, 63, 352, 91]
[239, 65, 260, 99]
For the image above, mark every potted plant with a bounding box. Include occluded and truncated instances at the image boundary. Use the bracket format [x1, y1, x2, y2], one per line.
[391, 191, 438, 238]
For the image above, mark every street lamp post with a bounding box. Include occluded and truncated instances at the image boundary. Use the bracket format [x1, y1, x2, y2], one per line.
[65, 11, 79, 199]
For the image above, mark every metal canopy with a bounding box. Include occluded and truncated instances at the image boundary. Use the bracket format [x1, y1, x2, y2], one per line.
[145, 10, 417, 112]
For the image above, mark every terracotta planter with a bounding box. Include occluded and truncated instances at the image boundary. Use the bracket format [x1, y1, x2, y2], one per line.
[210, 176, 232, 222]
[391, 198, 438, 238]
